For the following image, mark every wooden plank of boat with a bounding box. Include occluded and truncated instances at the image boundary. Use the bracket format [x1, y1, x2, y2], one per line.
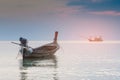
[23, 31, 59, 58]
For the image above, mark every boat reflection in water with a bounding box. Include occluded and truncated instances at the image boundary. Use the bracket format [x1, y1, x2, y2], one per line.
[19, 55, 58, 80]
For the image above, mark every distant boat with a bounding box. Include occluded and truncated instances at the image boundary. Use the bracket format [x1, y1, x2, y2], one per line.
[12, 31, 59, 59]
[88, 36, 103, 42]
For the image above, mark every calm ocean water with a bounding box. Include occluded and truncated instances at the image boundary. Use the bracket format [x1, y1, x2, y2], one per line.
[0, 41, 120, 80]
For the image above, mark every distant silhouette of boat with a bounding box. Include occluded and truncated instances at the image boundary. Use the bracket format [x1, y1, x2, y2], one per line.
[88, 36, 103, 42]
[12, 31, 59, 59]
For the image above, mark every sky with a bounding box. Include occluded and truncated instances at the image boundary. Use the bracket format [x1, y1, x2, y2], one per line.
[0, 0, 120, 41]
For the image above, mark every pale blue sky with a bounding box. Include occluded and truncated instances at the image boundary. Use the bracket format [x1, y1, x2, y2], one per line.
[0, 0, 120, 41]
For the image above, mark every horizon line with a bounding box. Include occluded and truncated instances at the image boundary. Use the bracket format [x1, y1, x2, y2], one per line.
[1, 40, 120, 44]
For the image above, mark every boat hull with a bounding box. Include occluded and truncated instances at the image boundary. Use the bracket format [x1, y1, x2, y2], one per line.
[22, 43, 59, 58]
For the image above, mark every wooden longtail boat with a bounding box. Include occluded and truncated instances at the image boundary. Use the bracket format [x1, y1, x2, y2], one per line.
[23, 31, 59, 58]
[12, 31, 59, 58]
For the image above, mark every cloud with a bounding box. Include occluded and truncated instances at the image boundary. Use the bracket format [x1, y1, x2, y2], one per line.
[54, 6, 84, 18]
[0, 0, 84, 21]
[89, 11, 120, 16]
[0, 0, 66, 19]
[0, 0, 120, 21]
[66, 0, 120, 16]
[92, 0, 103, 2]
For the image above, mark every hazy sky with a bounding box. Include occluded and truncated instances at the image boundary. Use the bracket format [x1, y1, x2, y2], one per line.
[0, 0, 120, 41]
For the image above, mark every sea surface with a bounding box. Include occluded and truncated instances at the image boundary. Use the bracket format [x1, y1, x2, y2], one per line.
[0, 41, 120, 80]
